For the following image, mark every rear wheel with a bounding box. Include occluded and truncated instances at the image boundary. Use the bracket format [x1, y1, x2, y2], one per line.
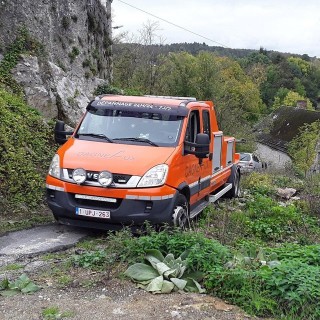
[225, 165, 241, 198]
[172, 194, 190, 229]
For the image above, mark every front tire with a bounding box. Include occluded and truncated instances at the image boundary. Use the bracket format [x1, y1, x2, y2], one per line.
[172, 194, 190, 229]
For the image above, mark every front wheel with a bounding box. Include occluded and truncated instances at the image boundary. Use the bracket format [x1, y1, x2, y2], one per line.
[172, 194, 190, 229]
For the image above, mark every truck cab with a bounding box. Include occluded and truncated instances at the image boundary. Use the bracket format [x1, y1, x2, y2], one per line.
[46, 95, 240, 230]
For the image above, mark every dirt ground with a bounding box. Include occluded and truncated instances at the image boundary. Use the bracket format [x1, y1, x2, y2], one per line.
[0, 250, 261, 320]
[0, 279, 257, 320]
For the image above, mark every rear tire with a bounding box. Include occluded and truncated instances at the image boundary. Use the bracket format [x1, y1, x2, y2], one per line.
[172, 194, 190, 229]
[225, 165, 241, 198]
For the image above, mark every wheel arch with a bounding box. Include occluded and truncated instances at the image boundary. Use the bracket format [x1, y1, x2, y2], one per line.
[176, 182, 190, 203]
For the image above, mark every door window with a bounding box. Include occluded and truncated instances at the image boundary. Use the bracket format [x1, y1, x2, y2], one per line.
[202, 110, 211, 140]
[185, 110, 200, 146]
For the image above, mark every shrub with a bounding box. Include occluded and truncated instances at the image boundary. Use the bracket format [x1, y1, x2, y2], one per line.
[259, 260, 320, 318]
[241, 172, 274, 195]
[0, 89, 55, 212]
[94, 83, 122, 96]
[245, 194, 319, 242]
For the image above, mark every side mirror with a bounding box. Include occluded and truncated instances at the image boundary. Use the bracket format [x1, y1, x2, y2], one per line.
[54, 120, 73, 145]
[184, 133, 210, 159]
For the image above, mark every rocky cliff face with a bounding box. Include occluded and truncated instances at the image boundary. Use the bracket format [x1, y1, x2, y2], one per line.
[0, 0, 112, 125]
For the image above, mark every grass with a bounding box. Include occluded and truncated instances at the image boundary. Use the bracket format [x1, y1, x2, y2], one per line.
[1, 263, 23, 271]
[0, 212, 53, 235]
[2, 168, 320, 319]
[65, 171, 320, 319]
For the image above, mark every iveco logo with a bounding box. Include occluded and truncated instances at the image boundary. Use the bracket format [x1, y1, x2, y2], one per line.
[87, 172, 99, 180]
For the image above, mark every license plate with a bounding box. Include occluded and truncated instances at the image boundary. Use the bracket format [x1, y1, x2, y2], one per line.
[76, 207, 110, 219]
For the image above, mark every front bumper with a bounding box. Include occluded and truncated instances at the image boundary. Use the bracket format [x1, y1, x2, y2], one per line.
[46, 181, 178, 230]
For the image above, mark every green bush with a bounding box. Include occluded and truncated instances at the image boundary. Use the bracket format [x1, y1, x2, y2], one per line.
[94, 83, 122, 96]
[245, 194, 319, 242]
[267, 243, 320, 265]
[241, 172, 275, 195]
[0, 89, 55, 212]
[259, 260, 320, 318]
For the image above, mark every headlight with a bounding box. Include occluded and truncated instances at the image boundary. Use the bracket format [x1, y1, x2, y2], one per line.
[98, 171, 113, 187]
[72, 168, 87, 184]
[137, 164, 168, 187]
[48, 154, 61, 179]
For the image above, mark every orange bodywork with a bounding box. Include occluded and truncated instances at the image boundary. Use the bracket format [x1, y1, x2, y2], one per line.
[46, 95, 239, 229]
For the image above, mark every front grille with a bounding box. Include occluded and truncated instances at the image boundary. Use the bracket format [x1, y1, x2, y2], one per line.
[73, 196, 122, 210]
[67, 169, 131, 184]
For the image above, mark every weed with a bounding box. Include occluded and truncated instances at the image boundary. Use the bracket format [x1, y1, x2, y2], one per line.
[2, 263, 23, 271]
[42, 306, 74, 319]
[125, 249, 205, 293]
[57, 275, 73, 287]
[68, 47, 80, 63]
[0, 274, 40, 296]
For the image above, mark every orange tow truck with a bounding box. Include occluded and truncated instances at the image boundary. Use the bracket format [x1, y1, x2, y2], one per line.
[46, 95, 240, 230]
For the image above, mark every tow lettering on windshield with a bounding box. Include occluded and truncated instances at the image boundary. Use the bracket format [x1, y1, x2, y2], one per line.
[95, 100, 172, 111]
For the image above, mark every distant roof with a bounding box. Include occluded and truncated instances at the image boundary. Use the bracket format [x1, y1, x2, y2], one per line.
[256, 106, 320, 153]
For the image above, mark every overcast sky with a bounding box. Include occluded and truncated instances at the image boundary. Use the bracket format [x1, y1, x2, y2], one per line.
[111, 0, 320, 57]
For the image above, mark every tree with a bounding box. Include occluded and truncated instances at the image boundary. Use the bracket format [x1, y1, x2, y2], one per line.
[155, 52, 197, 97]
[283, 90, 313, 110]
[288, 121, 320, 177]
[288, 57, 311, 76]
[112, 20, 165, 94]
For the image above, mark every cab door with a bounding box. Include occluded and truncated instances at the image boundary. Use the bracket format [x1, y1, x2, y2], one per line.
[197, 108, 213, 199]
[184, 107, 212, 204]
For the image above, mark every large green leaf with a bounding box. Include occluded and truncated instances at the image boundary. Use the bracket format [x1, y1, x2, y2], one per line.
[183, 270, 204, 282]
[184, 278, 206, 293]
[179, 250, 190, 261]
[0, 289, 19, 297]
[163, 268, 179, 279]
[9, 274, 30, 291]
[163, 253, 175, 265]
[170, 278, 187, 290]
[177, 265, 187, 278]
[145, 249, 165, 262]
[161, 280, 175, 293]
[145, 275, 164, 293]
[145, 255, 162, 269]
[155, 262, 171, 275]
[124, 263, 159, 281]
[21, 282, 40, 294]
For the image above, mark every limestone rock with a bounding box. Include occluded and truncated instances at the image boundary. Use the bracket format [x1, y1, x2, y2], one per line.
[277, 187, 297, 199]
[1, 0, 112, 125]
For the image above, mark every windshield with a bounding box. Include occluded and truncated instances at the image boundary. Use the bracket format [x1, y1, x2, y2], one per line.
[76, 108, 183, 147]
[240, 153, 251, 161]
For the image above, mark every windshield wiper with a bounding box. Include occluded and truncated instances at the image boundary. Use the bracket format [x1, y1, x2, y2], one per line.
[78, 133, 113, 143]
[113, 137, 159, 147]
